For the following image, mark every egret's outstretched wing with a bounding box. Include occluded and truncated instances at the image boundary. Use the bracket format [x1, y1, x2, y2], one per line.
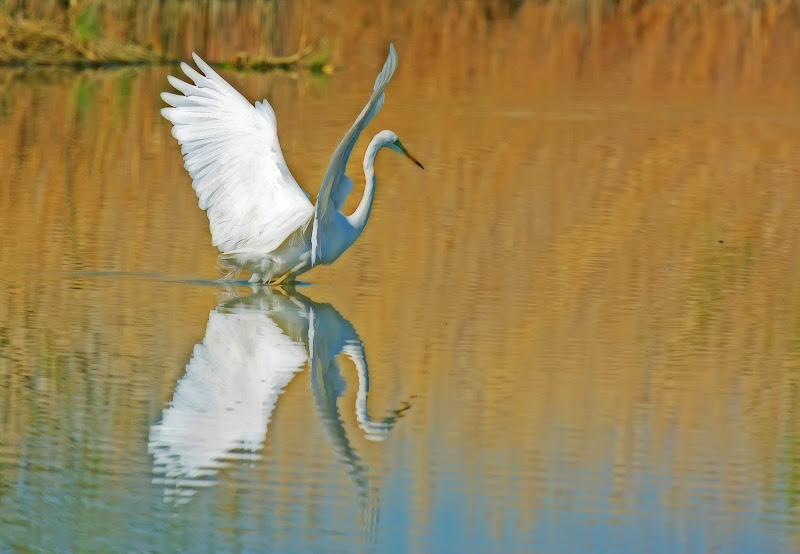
[161, 53, 314, 254]
[311, 44, 398, 264]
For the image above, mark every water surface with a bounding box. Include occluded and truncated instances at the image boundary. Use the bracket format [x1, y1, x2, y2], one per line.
[1, 53, 800, 552]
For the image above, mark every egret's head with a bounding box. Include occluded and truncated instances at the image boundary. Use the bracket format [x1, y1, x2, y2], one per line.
[377, 130, 424, 169]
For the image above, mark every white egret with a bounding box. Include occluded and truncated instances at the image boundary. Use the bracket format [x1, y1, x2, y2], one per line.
[161, 44, 423, 285]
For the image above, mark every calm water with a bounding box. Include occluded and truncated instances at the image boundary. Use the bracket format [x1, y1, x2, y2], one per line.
[2, 51, 800, 553]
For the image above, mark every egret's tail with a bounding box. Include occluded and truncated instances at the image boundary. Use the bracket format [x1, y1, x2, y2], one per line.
[216, 254, 243, 282]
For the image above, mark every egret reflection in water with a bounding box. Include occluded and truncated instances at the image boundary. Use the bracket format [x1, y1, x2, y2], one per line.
[148, 286, 410, 506]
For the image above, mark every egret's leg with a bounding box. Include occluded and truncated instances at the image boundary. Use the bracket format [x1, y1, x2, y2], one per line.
[270, 272, 293, 286]
[271, 259, 308, 285]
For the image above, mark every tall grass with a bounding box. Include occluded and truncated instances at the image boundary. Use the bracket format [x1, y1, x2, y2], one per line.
[2, 1, 800, 86]
[1, 0, 287, 61]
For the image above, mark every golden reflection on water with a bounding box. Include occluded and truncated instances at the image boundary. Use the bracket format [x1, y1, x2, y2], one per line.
[2, 41, 800, 550]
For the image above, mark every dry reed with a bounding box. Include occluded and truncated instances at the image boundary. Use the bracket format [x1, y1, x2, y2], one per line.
[0, 15, 163, 65]
[1, 1, 800, 87]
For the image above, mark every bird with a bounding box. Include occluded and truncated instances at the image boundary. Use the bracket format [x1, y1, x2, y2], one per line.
[160, 44, 423, 285]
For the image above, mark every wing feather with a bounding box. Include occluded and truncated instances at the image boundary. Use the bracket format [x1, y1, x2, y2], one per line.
[311, 44, 398, 264]
[161, 53, 314, 254]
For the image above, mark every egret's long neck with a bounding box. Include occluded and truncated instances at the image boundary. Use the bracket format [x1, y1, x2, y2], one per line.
[346, 137, 383, 234]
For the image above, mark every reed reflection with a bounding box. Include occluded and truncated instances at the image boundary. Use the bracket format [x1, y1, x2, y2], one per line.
[148, 286, 409, 505]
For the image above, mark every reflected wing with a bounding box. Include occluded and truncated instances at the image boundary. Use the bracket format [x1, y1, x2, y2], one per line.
[149, 306, 307, 495]
[311, 44, 398, 264]
[161, 53, 314, 254]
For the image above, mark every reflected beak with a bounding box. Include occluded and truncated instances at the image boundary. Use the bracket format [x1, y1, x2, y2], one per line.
[396, 142, 424, 170]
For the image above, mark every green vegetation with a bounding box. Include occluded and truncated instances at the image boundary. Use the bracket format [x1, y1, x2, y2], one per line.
[71, 3, 100, 43]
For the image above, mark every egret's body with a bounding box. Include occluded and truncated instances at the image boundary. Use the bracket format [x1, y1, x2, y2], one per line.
[161, 44, 422, 284]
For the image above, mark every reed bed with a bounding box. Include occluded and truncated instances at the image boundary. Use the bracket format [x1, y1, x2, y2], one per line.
[0, 0, 298, 65]
[0, 15, 163, 65]
[1, 0, 800, 87]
